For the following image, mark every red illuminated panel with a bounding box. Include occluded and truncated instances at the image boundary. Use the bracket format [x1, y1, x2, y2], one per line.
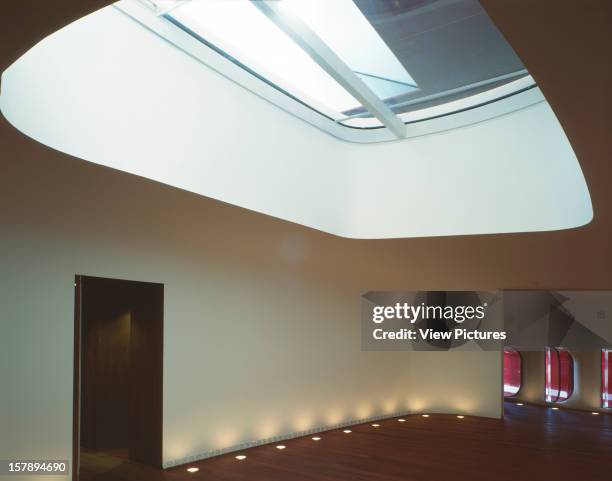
[603, 349, 611, 408]
[504, 347, 521, 397]
[545, 347, 573, 403]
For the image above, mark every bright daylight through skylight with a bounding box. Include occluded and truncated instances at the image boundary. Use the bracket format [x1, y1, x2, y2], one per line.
[169, 0, 419, 121]
[152, 0, 533, 133]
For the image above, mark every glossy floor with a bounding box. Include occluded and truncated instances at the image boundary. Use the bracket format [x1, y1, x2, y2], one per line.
[78, 403, 612, 481]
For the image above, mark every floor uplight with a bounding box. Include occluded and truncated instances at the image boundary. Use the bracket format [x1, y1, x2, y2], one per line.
[398, 418, 406, 422]
[186, 467, 199, 473]
[371, 423, 380, 427]
[312, 436, 321, 441]
[343, 429, 352, 433]
[592, 412, 600, 415]
[421, 414, 430, 418]
[551, 407, 559, 410]
[457, 415, 465, 419]
[235, 455, 247, 460]
[516, 403, 524, 406]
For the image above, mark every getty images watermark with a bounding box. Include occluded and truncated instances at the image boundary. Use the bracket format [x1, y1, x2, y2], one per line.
[361, 291, 504, 351]
[361, 290, 612, 352]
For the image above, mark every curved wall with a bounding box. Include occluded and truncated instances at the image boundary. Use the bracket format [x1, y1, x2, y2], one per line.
[1, 141, 503, 474]
[0, 5, 592, 239]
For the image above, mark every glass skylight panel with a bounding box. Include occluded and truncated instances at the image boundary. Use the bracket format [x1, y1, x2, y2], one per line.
[168, 0, 362, 119]
[162, 0, 533, 132]
[279, 0, 419, 102]
[342, 0, 531, 123]
[167, 0, 419, 121]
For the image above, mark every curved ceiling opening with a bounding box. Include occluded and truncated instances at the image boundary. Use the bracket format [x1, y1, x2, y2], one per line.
[0, 0, 593, 238]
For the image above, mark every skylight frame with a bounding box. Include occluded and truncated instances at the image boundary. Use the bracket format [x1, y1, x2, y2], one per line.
[249, 0, 408, 137]
[116, 0, 544, 144]
[169, 0, 365, 122]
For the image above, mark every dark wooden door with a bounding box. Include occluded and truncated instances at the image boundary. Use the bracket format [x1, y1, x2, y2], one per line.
[129, 282, 164, 466]
[76, 276, 163, 474]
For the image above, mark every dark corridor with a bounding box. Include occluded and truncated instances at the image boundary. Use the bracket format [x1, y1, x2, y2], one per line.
[75, 276, 163, 480]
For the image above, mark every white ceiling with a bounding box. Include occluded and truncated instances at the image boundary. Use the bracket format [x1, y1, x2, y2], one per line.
[0, 4, 592, 239]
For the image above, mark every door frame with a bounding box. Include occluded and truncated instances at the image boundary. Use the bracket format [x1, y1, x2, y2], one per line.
[72, 275, 164, 480]
[72, 276, 82, 481]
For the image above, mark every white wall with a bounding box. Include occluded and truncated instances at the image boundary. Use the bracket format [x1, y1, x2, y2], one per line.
[0, 146, 503, 480]
[0, 4, 592, 239]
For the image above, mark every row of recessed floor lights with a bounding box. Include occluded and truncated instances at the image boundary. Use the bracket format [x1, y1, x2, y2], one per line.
[548, 406, 601, 415]
[185, 414, 466, 473]
[185, 407, 607, 472]
[514, 402, 601, 415]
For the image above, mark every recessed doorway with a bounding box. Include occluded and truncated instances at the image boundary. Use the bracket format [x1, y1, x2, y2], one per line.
[73, 275, 164, 481]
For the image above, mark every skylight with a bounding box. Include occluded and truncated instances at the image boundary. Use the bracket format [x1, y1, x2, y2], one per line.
[170, 1, 362, 118]
[145, 0, 534, 137]
[1, 0, 592, 237]
[279, 1, 419, 101]
[168, 0, 418, 123]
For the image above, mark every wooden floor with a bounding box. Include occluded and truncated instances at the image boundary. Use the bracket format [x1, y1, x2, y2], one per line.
[79, 448, 129, 481]
[78, 403, 612, 481]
